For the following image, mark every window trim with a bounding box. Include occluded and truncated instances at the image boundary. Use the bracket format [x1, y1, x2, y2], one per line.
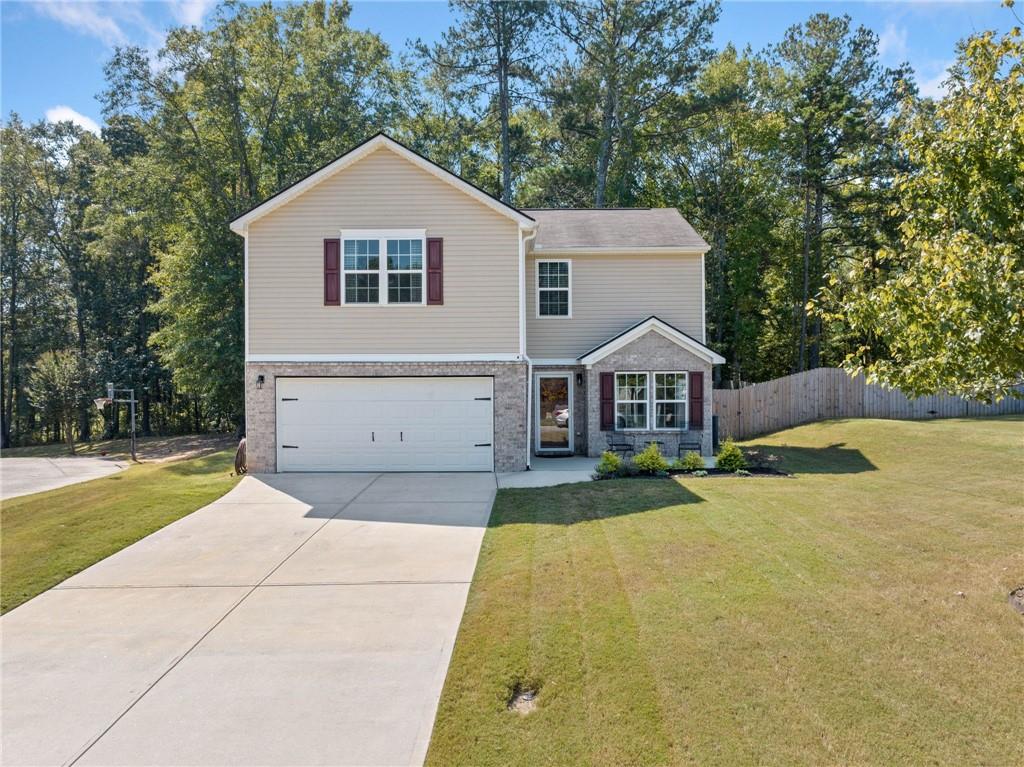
[340, 228, 426, 306]
[653, 370, 689, 431]
[614, 371, 649, 431]
[535, 259, 572, 319]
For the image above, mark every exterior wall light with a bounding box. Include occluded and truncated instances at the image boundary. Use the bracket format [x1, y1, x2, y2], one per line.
[256, 374, 265, 390]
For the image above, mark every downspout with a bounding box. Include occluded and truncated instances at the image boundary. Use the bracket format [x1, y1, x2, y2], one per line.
[520, 225, 539, 470]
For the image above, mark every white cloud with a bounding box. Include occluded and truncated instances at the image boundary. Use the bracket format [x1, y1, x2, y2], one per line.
[45, 105, 102, 135]
[169, 0, 215, 27]
[33, 1, 127, 46]
[31, 0, 170, 51]
[878, 22, 909, 62]
[917, 63, 953, 99]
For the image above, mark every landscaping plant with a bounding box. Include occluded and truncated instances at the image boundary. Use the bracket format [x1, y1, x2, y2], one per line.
[634, 442, 669, 474]
[715, 438, 748, 472]
[680, 450, 705, 471]
[594, 450, 622, 477]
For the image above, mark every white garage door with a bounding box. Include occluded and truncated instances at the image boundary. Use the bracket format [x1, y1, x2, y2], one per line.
[275, 377, 494, 472]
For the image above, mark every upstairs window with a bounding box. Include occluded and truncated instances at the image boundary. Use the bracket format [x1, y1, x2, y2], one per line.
[386, 239, 423, 304]
[537, 260, 571, 317]
[343, 239, 379, 304]
[340, 230, 425, 305]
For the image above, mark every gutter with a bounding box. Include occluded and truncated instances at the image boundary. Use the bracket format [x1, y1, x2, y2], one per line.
[520, 226, 539, 470]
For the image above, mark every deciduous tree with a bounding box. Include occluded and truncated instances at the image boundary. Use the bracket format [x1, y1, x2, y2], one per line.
[826, 29, 1024, 401]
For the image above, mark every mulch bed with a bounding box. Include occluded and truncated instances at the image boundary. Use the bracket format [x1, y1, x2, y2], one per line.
[668, 467, 792, 478]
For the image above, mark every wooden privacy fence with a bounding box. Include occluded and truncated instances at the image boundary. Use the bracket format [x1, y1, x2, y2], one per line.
[713, 367, 1024, 440]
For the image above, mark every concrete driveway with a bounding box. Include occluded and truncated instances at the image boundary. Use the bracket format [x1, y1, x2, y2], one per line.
[0, 456, 128, 500]
[1, 472, 495, 766]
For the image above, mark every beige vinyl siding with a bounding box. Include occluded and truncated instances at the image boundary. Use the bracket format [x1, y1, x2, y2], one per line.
[247, 147, 520, 355]
[526, 252, 703, 358]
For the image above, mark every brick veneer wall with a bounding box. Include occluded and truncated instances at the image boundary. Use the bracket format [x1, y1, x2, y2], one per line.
[584, 330, 714, 457]
[245, 361, 528, 473]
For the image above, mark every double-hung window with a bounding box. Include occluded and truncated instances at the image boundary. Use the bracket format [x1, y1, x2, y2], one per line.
[537, 260, 570, 317]
[343, 239, 380, 304]
[341, 230, 425, 305]
[654, 372, 688, 429]
[386, 239, 423, 303]
[615, 372, 648, 430]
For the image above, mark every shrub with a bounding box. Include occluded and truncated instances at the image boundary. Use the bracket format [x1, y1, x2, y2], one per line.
[680, 451, 705, 471]
[634, 442, 669, 473]
[615, 460, 641, 477]
[715, 438, 748, 472]
[594, 451, 622, 477]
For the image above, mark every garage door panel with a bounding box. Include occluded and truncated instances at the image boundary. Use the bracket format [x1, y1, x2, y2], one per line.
[275, 377, 494, 472]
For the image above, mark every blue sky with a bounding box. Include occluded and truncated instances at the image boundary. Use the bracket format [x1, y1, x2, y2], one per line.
[1, 1, 1016, 135]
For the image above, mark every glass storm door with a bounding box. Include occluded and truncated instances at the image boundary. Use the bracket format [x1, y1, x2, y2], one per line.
[537, 375, 572, 452]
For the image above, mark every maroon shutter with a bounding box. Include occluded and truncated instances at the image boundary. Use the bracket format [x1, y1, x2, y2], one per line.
[426, 237, 443, 305]
[324, 238, 340, 306]
[600, 372, 615, 431]
[689, 371, 704, 431]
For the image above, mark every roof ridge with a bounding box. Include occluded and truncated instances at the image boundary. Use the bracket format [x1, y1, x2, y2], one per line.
[521, 207, 655, 211]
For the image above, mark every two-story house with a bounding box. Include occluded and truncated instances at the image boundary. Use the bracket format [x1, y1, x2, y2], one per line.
[231, 134, 724, 473]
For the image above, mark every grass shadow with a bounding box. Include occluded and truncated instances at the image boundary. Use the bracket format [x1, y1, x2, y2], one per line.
[491, 477, 703, 527]
[743, 442, 877, 475]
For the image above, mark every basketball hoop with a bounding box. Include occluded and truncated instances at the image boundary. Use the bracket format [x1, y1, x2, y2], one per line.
[95, 383, 137, 461]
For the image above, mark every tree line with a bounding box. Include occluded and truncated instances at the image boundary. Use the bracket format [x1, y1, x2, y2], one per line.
[2, 0, 1020, 449]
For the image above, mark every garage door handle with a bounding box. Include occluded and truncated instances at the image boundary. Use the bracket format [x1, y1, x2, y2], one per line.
[475, 443, 491, 447]
[400, 431, 403, 442]
[281, 397, 298, 402]
[475, 397, 491, 401]
[282, 445, 298, 449]
[371, 432, 374, 442]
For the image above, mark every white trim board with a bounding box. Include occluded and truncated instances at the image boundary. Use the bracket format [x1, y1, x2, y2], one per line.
[247, 353, 524, 363]
[531, 246, 709, 256]
[230, 134, 536, 234]
[531, 358, 580, 366]
[579, 317, 726, 367]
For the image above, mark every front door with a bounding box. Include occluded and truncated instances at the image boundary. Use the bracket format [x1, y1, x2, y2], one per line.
[535, 374, 572, 453]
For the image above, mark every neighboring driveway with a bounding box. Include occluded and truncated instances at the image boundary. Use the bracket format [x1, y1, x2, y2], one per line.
[0, 457, 128, 500]
[1, 472, 495, 767]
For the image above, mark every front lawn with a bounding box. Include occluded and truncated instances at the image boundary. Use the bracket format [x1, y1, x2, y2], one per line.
[1, 450, 240, 613]
[0, 432, 234, 461]
[428, 417, 1024, 766]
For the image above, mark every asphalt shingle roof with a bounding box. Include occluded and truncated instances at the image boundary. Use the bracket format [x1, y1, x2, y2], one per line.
[521, 208, 708, 252]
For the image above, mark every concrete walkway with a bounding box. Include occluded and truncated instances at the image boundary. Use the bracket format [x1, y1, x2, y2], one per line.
[1, 472, 495, 767]
[0, 457, 128, 500]
[497, 455, 598, 488]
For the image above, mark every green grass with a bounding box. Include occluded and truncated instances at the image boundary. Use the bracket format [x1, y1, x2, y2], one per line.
[427, 417, 1024, 766]
[1, 449, 240, 613]
[1, 433, 232, 460]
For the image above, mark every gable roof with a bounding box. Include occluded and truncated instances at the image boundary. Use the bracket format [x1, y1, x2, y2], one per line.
[578, 316, 726, 366]
[229, 133, 536, 234]
[522, 208, 708, 253]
